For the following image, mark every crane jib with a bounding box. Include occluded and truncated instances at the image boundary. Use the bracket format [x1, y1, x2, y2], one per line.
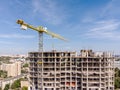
[17, 19, 67, 41]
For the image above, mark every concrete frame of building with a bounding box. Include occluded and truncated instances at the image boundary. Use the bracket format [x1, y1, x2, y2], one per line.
[29, 50, 114, 90]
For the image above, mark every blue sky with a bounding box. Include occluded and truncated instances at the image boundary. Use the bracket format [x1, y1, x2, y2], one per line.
[0, 0, 120, 55]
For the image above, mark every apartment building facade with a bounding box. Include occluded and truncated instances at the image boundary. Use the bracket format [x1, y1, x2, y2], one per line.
[29, 50, 114, 90]
[0, 61, 21, 77]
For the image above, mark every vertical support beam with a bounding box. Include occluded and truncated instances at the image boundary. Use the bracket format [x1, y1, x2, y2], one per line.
[39, 32, 43, 52]
[99, 58, 101, 90]
[54, 52, 56, 90]
[70, 54, 71, 90]
[87, 58, 88, 90]
[81, 58, 83, 90]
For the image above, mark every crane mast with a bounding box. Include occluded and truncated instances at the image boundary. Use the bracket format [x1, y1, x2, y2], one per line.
[39, 32, 43, 52]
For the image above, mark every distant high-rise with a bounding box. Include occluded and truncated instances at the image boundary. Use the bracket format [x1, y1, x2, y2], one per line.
[29, 50, 114, 90]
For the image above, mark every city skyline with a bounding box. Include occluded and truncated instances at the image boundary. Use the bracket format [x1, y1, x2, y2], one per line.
[0, 0, 120, 55]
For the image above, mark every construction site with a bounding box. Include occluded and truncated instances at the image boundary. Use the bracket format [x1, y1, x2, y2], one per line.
[17, 20, 115, 90]
[29, 50, 114, 90]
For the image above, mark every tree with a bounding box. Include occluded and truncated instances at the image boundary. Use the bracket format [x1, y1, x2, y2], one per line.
[23, 63, 28, 67]
[4, 84, 10, 90]
[115, 68, 119, 77]
[114, 68, 120, 89]
[115, 78, 120, 89]
[21, 70, 26, 73]
[118, 70, 120, 77]
[0, 56, 11, 63]
[11, 79, 21, 89]
[0, 70, 7, 78]
[22, 86, 28, 90]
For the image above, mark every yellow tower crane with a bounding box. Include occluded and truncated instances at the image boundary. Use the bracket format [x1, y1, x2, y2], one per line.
[16, 19, 66, 52]
[17, 19, 67, 90]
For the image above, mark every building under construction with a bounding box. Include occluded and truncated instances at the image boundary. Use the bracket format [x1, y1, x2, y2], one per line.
[29, 50, 114, 90]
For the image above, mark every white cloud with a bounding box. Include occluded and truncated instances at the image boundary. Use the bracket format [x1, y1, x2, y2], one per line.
[82, 0, 120, 24]
[101, 0, 120, 18]
[32, 0, 67, 25]
[81, 0, 120, 40]
[85, 20, 120, 40]
[91, 20, 120, 32]
[0, 34, 35, 39]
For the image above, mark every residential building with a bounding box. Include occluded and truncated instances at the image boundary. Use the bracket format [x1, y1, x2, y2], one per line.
[29, 50, 114, 90]
[0, 61, 21, 77]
